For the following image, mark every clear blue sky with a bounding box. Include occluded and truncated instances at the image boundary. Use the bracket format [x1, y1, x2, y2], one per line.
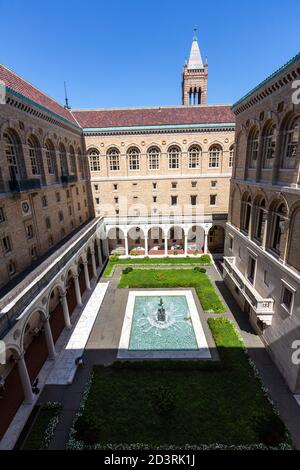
[1, 0, 299, 109]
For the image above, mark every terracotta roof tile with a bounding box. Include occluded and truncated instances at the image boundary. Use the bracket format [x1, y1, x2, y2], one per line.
[0, 65, 78, 126]
[72, 105, 235, 129]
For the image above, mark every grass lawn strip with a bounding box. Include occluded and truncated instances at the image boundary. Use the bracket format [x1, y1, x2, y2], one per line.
[104, 255, 212, 277]
[22, 402, 61, 450]
[118, 268, 225, 313]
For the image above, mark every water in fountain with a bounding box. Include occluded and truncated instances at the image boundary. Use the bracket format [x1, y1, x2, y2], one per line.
[129, 295, 197, 351]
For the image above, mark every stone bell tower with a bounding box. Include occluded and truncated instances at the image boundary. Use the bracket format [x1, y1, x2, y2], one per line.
[182, 33, 208, 106]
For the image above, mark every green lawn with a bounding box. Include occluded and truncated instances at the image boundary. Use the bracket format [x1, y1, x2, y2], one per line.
[22, 403, 61, 450]
[118, 268, 225, 313]
[71, 318, 291, 449]
[103, 254, 211, 277]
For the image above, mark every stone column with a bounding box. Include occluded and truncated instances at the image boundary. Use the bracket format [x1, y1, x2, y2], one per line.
[204, 232, 208, 254]
[73, 274, 82, 306]
[17, 354, 34, 404]
[125, 234, 129, 256]
[44, 317, 56, 360]
[144, 237, 148, 256]
[164, 236, 168, 256]
[83, 260, 91, 290]
[97, 238, 103, 266]
[60, 292, 71, 329]
[91, 249, 97, 278]
[184, 234, 188, 256]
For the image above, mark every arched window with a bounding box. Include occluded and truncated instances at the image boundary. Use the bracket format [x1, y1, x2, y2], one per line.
[59, 143, 68, 176]
[270, 201, 287, 255]
[45, 139, 56, 174]
[254, 198, 267, 242]
[209, 145, 222, 168]
[107, 148, 120, 171]
[88, 148, 100, 172]
[77, 148, 84, 178]
[168, 145, 181, 169]
[229, 145, 234, 168]
[28, 136, 40, 175]
[188, 145, 201, 169]
[4, 131, 20, 180]
[69, 145, 76, 174]
[282, 116, 300, 169]
[247, 127, 259, 168]
[148, 146, 160, 170]
[127, 147, 140, 171]
[262, 123, 276, 169]
[241, 193, 252, 234]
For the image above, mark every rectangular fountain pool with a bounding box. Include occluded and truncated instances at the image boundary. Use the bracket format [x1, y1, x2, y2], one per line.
[118, 291, 211, 359]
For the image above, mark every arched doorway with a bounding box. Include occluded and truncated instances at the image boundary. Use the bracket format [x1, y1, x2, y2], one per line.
[167, 226, 184, 253]
[94, 239, 100, 267]
[65, 270, 77, 317]
[107, 227, 125, 255]
[127, 226, 145, 254]
[86, 247, 93, 280]
[23, 310, 48, 382]
[78, 257, 86, 296]
[148, 227, 165, 255]
[48, 286, 65, 343]
[208, 225, 225, 254]
[0, 347, 24, 439]
[187, 226, 204, 254]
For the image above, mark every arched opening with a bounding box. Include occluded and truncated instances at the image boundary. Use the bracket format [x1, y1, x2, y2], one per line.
[247, 126, 259, 169]
[281, 114, 300, 169]
[148, 227, 165, 254]
[167, 226, 184, 253]
[69, 145, 76, 174]
[0, 347, 24, 439]
[107, 227, 125, 255]
[86, 247, 93, 280]
[48, 287, 65, 343]
[287, 206, 300, 271]
[127, 226, 145, 254]
[208, 225, 225, 254]
[187, 226, 204, 254]
[28, 135, 45, 184]
[94, 239, 100, 267]
[77, 258, 87, 296]
[198, 87, 202, 104]
[59, 142, 68, 176]
[268, 199, 288, 257]
[45, 138, 58, 180]
[88, 148, 100, 172]
[253, 196, 267, 243]
[262, 121, 276, 169]
[240, 192, 252, 234]
[23, 311, 48, 383]
[4, 129, 26, 182]
[65, 270, 77, 317]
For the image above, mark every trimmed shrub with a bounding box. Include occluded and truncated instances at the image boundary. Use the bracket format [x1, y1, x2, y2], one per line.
[194, 267, 206, 273]
[122, 267, 133, 274]
[200, 254, 211, 264]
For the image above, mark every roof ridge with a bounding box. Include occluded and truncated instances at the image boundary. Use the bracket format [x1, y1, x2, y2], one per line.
[72, 103, 232, 112]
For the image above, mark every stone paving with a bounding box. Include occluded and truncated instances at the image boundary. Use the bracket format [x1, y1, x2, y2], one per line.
[36, 263, 300, 449]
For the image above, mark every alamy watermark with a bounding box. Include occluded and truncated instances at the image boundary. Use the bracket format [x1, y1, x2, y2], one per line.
[291, 340, 300, 365]
[292, 80, 300, 104]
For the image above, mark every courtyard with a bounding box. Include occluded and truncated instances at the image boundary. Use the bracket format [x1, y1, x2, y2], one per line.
[19, 257, 300, 450]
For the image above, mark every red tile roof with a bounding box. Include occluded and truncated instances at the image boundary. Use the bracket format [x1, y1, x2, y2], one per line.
[0, 64, 79, 126]
[72, 105, 235, 129]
